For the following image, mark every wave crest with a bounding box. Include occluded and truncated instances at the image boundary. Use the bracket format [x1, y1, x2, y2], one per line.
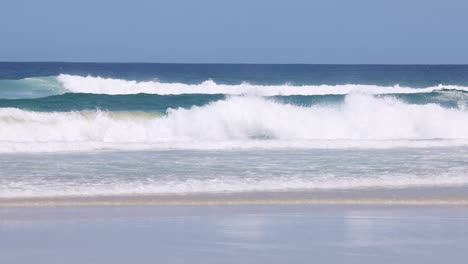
[1, 94, 468, 152]
[57, 74, 468, 96]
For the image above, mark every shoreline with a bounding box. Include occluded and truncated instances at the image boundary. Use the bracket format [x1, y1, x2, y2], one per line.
[3, 186, 468, 207]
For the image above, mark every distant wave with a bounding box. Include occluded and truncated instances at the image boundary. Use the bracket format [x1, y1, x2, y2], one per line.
[57, 74, 468, 96]
[1, 94, 468, 152]
[2, 74, 468, 99]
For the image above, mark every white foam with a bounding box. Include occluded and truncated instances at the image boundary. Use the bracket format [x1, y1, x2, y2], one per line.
[2, 173, 468, 198]
[57, 74, 468, 96]
[1, 94, 468, 152]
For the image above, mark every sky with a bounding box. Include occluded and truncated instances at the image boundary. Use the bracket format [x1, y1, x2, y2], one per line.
[1, 0, 467, 64]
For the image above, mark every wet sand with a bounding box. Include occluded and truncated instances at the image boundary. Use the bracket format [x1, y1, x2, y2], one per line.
[2, 186, 468, 207]
[1, 204, 468, 264]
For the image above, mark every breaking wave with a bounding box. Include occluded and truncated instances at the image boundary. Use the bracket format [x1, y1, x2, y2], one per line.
[1, 94, 468, 152]
[3, 74, 468, 99]
[57, 74, 468, 96]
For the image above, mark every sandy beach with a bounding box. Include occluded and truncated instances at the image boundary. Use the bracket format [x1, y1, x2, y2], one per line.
[1, 204, 468, 264]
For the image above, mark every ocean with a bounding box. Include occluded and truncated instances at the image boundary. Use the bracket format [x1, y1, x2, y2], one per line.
[1, 62, 468, 202]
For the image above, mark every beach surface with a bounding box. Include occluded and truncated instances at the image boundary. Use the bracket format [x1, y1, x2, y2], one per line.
[1, 204, 468, 264]
[2, 185, 468, 207]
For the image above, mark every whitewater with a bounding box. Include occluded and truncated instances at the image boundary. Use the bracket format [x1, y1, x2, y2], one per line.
[55, 74, 468, 95]
[42, 74, 468, 95]
[0, 94, 468, 152]
[2, 63, 468, 201]
[3, 74, 468, 99]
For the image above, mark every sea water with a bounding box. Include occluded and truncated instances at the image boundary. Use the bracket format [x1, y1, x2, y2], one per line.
[1, 63, 468, 200]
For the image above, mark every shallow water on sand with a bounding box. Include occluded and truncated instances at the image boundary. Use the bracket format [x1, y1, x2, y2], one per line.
[1, 148, 468, 200]
[1, 205, 468, 264]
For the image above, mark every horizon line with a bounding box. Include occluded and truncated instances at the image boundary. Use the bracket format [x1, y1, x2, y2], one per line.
[1, 61, 468, 66]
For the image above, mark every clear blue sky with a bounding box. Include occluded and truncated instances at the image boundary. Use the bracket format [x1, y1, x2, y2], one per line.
[1, 0, 467, 63]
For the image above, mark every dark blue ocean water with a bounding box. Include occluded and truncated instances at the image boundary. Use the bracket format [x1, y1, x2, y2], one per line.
[2, 62, 468, 85]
